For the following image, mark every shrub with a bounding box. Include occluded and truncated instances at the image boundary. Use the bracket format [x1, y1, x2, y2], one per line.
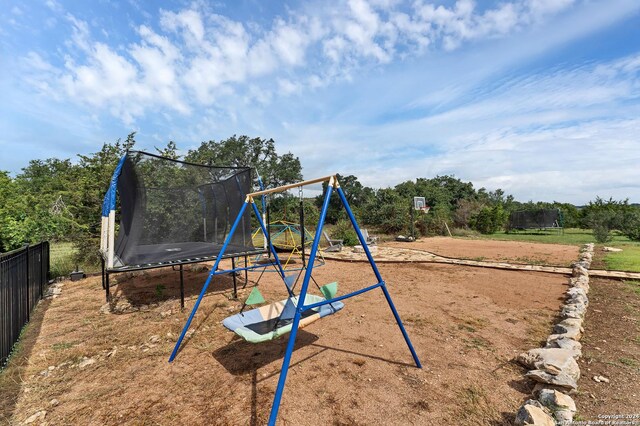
[72, 233, 102, 269]
[470, 204, 506, 234]
[453, 199, 483, 229]
[622, 209, 640, 241]
[451, 228, 480, 237]
[592, 223, 611, 243]
[585, 208, 617, 243]
[332, 219, 359, 246]
[50, 252, 77, 278]
[412, 204, 452, 237]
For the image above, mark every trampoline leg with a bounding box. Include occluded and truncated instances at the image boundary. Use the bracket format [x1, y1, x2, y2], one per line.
[231, 257, 237, 299]
[101, 258, 105, 290]
[244, 255, 248, 286]
[105, 272, 110, 302]
[179, 264, 185, 310]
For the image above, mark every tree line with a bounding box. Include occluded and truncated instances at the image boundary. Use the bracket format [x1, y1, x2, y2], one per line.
[319, 174, 640, 244]
[1, 134, 638, 260]
[0, 133, 302, 256]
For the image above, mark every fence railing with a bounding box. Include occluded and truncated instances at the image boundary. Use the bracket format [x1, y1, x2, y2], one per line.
[0, 242, 50, 367]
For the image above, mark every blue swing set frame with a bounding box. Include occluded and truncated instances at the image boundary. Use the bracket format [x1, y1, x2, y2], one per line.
[168, 175, 422, 425]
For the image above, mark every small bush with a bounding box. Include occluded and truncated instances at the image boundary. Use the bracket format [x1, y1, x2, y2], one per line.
[377, 202, 408, 234]
[470, 205, 506, 234]
[451, 228, 480, 237]
[586, 209, 616, 243]
[592, 223, 611, 243]
[50, 254, 77, 278]
[49, 242, 78, 278]
[415, 205, 452, 237]
[72, 234, 102, 270]
[332, 220, 359, 246]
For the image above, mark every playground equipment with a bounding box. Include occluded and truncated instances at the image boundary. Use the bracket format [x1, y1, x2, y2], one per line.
[99, 151, 265, 306]
[168, 174, 422, 425]
[251, 220, 325, 269]
[508, 209, 564, 233]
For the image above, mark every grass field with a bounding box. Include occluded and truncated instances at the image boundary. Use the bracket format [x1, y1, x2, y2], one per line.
[473, 228, 635, 245]
[604, 245, 640, 273]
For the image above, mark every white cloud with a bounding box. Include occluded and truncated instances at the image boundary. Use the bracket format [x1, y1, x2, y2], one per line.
[21, 0, 582, 123]
[45, 0, 63, 13]
[526, 0, 575, 21]
[11, 0, 640, 203]
[269, 49, 640, 204]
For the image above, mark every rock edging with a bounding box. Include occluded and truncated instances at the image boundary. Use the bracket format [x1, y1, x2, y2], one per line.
[514, 243, 594, 425]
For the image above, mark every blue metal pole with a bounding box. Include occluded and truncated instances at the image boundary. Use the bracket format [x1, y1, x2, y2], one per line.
[267, 183, 334, 426]
[208, 262, 275, 276]
[336, 186, 422, 369]
[302, 281, 383, 311]
[168, 201, 249, 363]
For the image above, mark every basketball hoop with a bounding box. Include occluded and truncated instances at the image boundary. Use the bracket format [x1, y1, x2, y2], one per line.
[420, 206, 430, 214]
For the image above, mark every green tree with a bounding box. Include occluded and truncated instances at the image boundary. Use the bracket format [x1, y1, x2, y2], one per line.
[74, 132, 136, 236]
[71, 133, 136, 263]
[0, 158, 85, 250]
[581, 197, 632, 243]
[453, 198, 484, 229]
[155, 140, 179, 159]
[185, 135, 302, 189]
[470, 204, 507, 234]
[622, 208, 640, 241]
[315, 174, 374, 224]
[0, 171, 17, 251]
[269, 196, 320, 227]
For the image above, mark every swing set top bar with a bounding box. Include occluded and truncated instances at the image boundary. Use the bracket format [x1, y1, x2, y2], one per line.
[246, 175, 338, 201]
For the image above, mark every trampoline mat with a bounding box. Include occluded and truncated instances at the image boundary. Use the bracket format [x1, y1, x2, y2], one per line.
[114, 241, 264, 270]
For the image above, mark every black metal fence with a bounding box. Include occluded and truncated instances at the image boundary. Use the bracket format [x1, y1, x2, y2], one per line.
[0, 242, 50, 367]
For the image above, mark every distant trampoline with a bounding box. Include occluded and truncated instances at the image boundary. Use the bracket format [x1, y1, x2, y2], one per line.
[508, 209, 564, 232]
[99, 151, 266, 301]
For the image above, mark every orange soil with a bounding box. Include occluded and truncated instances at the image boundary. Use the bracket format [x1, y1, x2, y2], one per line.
[387, 237, 578, 266]
[10, 257, 568, 425]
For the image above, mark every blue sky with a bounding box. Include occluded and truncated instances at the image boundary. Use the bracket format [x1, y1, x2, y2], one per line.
[1, 0, 639, 204]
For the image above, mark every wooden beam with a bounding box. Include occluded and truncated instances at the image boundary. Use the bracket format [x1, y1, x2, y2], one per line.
[247, 175, 336, 199]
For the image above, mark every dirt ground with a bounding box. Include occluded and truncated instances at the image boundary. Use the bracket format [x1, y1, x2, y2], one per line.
[387, 237, 578, 267]
[4, 255, 569, 426]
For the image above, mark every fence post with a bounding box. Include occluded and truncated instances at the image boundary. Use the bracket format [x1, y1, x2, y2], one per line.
[39, 244, 44, 298]
[25, 244, 30, 322]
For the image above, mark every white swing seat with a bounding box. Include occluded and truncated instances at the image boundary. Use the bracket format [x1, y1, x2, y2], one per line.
[222, 293, 344, 344]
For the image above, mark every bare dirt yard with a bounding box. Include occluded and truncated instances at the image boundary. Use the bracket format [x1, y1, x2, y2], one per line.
[387, 237, 578, 267]
[3, 253, 570, 426]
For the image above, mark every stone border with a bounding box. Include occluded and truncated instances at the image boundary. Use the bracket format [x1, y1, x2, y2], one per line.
[513, 243, 594, 425]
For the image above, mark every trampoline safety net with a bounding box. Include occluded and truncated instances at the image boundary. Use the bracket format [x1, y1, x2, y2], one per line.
[508, 209, 563, 230]
[106, 151, 259, 270]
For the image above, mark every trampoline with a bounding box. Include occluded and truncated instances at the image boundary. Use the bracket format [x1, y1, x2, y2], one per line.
[508, 209, 564, 232]
[100, 151, 266, 303]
